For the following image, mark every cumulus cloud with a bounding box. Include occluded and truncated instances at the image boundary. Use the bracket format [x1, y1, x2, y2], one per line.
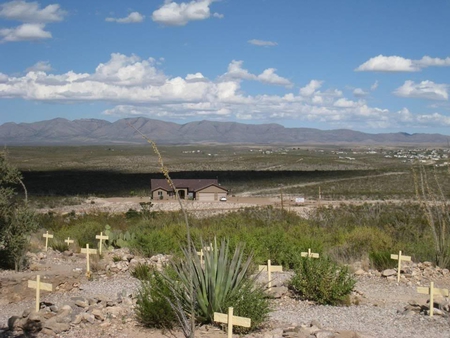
[356, 55, 450, 72]
[1, 53, 449, 129]
[0, 0, 66, 23]
[152, 0, 218, 26]
[212, 12, 223, 19]
[356, 55, 419, 72]
[221, 60, 292, 87]
[353, 88, 368, 97]
[299, 80, 323, 96]
[105, 12, 145, 24]
[248, 39, 278, 47]
[0, 1, 66, 42]
[0, 23, 51, 41]
[394, 80, 449, 101]
[26, 60, 53, 72]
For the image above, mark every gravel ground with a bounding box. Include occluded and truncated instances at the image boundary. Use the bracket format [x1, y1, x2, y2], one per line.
[2, 261, 450, 338]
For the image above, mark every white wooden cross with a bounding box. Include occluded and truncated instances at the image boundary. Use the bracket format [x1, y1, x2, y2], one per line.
[197, 249, 205, 265]
[95, 232, 109, 255]
[42, 231, 53, 251]
[258, 259, 283, 290]
[390, 250, 411, 282]
[301, 248, 319, 259]
[214, 307, 251, 338]
[28, 275, 53, 312]
[417, 282, 449, 317]
[80, 244, 97, 277]
[64, 237, 74, 248]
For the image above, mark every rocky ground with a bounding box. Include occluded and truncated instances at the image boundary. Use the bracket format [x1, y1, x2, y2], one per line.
[1, 247, 450, 338]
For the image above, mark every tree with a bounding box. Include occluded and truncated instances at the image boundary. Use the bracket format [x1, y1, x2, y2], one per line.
[0, 151, 38, 271]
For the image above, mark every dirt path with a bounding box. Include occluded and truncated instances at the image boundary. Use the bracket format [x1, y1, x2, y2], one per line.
[236, 171, 408, 197]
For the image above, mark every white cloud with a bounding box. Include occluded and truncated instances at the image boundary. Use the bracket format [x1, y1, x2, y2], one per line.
[299, 80, 322, 96]
[257, 68, 292, 87]
[106, 12, 145, 24]
[1, 53, 449, 130]
[212, 12, 223, 19]
[353, 88, 368, 97]
[370, 80, 379, 91]
[394, 80, 448, 101]
[333, 98, 358, 108]
[415, 56, 450, 68]
[222, 60, 292, 87]
[355, 55, 419, 72]
[0, 23, 51, 41]
[356, 55, 450, 72]
[0, 0, 66, 23]
[26, 60, 52, 72]
[248, 39, 278, 47]
[152, 0, 215, 26]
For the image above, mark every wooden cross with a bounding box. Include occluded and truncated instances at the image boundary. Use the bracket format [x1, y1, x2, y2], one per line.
[42, 231, 53, 251]
[417, 282, 449, 317]
[214, 307, 251, 338]
[95, 232, 109, 255]
[390, 250, 411, 282]
[64, 237, 74, 248]
[28, 275, 53, 312]
[258, 259, 283, 290]
[197, 249, 205, 265]
[80, 244, 97, 277]
[301, 248, 319, 259]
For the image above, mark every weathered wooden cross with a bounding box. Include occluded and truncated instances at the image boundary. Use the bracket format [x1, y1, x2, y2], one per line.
[258, 259, 283, 290]
[196, 244, 212, 265]
[81, 244, 97, 278]
[390, 250, 411, 282]
[417, 282, 449, 317]
[28, 275, 53, 312]
[417, 282, 448, 317]
[214, 307, 251, 338]
[95, 232, 109, 255]
[42, 231, 53, 251]
[64, 237, 74, 248]
[301, 248, 319, 259]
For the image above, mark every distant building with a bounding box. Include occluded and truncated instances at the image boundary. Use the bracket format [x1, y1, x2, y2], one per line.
[150, 179, 227, 201]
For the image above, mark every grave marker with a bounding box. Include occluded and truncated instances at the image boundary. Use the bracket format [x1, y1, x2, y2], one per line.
[64, 237, 74, 247]
[258, 259, 283, 290]
[214, 307, 251, 338]
[390, 250, 411, 282]
[417, 282, 448, 317]
[301, 248, 319, 259]
[95, 232, 109, 255]
[417, 282, 449, 317]
[28, 275, 53, 312]
[81, 244, 97, 278]
[42, 231, 53, 251]
[196, 244, 213, 265]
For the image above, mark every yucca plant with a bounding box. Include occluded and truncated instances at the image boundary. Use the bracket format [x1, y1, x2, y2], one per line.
[136, 238, 270, 333]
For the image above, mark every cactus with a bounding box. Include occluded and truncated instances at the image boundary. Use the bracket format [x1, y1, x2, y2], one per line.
[103, 225, 135, 249]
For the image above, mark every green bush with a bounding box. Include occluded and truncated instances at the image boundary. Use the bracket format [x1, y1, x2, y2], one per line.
[288, 257, 356, 305]
[131, 263, 153, 280]
[135, 269, 177, 330]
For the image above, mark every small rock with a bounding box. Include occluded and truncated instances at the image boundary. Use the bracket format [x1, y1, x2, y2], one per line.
[382, 269, 397, 277]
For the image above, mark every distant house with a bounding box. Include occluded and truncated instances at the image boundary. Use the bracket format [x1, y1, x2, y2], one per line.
[150, 179, 227, 201]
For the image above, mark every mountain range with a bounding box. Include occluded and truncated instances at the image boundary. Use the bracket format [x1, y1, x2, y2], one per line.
[0, 117, 448, 145]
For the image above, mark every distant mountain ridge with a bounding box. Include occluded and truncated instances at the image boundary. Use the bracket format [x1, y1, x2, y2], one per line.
[0, 117, 448, 145]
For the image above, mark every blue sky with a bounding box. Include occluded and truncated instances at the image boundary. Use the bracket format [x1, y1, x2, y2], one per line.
[1, 0, 450, 135]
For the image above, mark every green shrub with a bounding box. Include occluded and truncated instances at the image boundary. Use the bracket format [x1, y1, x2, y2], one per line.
[51, 239, 68, 252]
[135, 269, 177, 330]
[131, 263, 153, 280]
[288, 257, 356, 305]
[369, 251, 396, 271]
